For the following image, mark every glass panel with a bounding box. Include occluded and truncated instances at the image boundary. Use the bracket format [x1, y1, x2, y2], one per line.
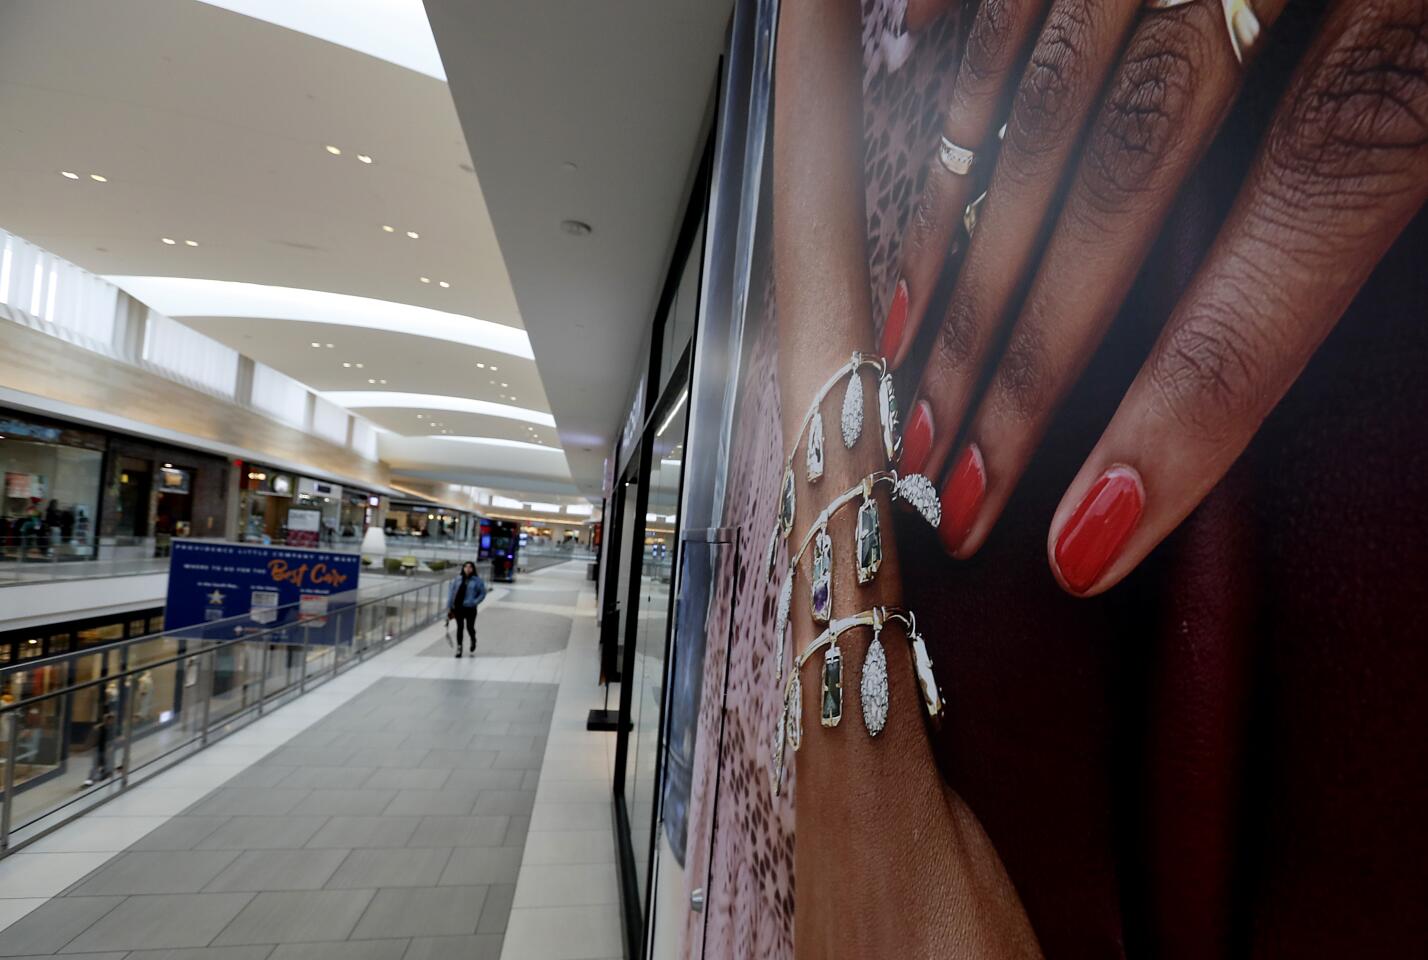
[627, 389, 688, 907]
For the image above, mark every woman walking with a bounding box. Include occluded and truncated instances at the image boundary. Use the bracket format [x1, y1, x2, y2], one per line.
[447, 561, 487, 658]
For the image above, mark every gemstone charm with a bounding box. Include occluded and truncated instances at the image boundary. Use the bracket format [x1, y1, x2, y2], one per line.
[894, 472, 942, 528]
[810, 527, 832, 624]
[778, 465, 795, 538]
[821, 642, 843, 727]
[909, 627, 945, 722]
[769, 702, 787, 796]
[879, 372, 902, 462]
[855, 490, 882, 584]
[774, 574, 792, 675]
[861, 622, 890, 736]
[788, 675, 803, 751]
[841, 365, 864, 448]
[806, 409, 825, 483]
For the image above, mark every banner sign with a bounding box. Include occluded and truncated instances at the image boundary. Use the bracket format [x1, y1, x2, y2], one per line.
[164, 541, 360, 645]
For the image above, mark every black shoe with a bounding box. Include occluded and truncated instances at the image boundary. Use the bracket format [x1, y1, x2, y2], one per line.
[455, 650, 462, 658]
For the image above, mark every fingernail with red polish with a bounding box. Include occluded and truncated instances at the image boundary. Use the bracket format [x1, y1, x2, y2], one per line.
[938, 443, 985, 554]
[1053, 466, 1144, 594]
[901, 400, 934, 475]
[880, 278, 909, 363]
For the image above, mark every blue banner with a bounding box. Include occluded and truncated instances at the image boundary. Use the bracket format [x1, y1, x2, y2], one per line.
[164, 541, 361, 645]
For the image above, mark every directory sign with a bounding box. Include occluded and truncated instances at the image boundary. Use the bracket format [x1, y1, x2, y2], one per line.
[164, 541, 360, 645]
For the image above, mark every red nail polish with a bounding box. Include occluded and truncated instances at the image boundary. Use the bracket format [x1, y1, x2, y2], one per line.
[880, 279, 909, 362]
[1054, 466, 1144, 594]
[901, 400, 934, 475]
[938, 443, 984, 554]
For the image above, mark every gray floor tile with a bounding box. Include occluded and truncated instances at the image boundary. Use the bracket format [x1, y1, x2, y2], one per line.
[225, 767, 292, 789]
[198, 817, 329, 850]
[442, 770, 525, 792]
[475, 884, 514, 935]
[350, 887, 487, 940]
[63, 894, 255, 952]
[269, 941, 407, 960]
[1, 955, 126, 960]
[305, 816, 420, 848]
[130, 817, 231, 851]
[212, 890, 375, 945]
[325, 847, 451, 888]
[503, 815, 531, 849]
[361, 768, 449, 791]
[416, 750, 496, 771]
[358, 749, 428, 768]
[291, 789, 397, 816]
[70, 850, 241, 896]
[471, 790, 535, 817]
[0, 897, 123, 956]
[275, 767, 376, 790]
[489, 751, 542, 771]
[401, 936, 502, 960]
[381, 790, 479, 817]
[187, 789, 310, 817]
[438, 847, 523, 886]
[261, 746, 352, 768]
[126, 946, 275, 960]
[468, 734, 536, 753]
[407, 816, 508, 848]
[400, 732, 473, 751]
[520, 770, 541, 791]
[204, 848, 350, 892]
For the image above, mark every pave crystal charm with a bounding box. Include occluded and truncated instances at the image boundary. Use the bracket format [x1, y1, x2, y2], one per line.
[769, 701, 787, 796]
[855, 492, 882, 584]
[894, 472, 942, 528]
[879, 372, 902, 462]
[821, 642, 843, 727]
[778, 465, 795, 538]
[788, 674, 803, 751]
[909, 627, 944, 722]
[810, 527, 832, 624]
[774, 574, 792, 674]
[764, 527, 780, 578]
[841, 366, 864, 448]
[806, 409, 825, 483]
[861, 623, 889, 736]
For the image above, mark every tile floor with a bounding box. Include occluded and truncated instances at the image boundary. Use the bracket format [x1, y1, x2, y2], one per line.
[0, 563, 624, 960]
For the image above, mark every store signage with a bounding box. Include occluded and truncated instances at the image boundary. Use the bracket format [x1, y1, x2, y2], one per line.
[164, 541, 360, 646]
[0, 418, 62, 443]
[297, 477, 342, 500]
[286, 507, 322, 547]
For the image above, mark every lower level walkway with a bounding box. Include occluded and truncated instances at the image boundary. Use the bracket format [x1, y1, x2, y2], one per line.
[0, 562, 623, 960]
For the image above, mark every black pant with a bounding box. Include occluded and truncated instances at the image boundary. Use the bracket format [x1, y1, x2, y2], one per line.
[453, 607, 478, 649]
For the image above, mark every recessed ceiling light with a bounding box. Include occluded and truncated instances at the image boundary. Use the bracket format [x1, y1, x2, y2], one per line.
[381, 225, 395, 233]
[89, 174, 108, 183]
[184, 240, 198, 247]
[560, 219, 592, 237]
[419, 277, 430, 284]
[61, 171, 79, 180]
[161, 237, 176, 245]
[311, 341, 321, 348]
[326, 343, 334, 348]
[489, 380, 495, 385]
[325, 145, 342, 156]
[509, 395, 516, 401]
[489, 366, 498, 372]
[405, 231, 419, 240]
[354, 362, 364, 368]
[416, 414, 423, 419]
[500, 382, 508, 388]
[476, 362, 485, 369]
[438, 281, 450, 289]
[357, 154, 373, 164]
[367, 378, 376, 384]
[342, 362, 352, 368]
[379, 379, 387, 384]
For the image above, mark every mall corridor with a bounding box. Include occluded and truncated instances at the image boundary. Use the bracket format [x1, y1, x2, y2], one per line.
[0, 562, 622, 960]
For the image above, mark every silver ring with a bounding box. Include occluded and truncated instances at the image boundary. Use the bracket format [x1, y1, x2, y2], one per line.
[937, 136, 976, 177]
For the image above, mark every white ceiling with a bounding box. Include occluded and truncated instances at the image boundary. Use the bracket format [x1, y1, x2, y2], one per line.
[424, 0, 731, 498]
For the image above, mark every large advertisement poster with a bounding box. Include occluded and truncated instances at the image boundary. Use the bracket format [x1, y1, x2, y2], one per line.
[165, 541, 360, 645]
[684, 1, 1428, 957]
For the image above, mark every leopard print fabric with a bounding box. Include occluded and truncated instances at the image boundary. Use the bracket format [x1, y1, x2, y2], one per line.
[681, 3, 965, 956]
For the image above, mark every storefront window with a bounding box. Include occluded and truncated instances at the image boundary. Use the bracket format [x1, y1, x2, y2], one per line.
[0, 412, 104, 560]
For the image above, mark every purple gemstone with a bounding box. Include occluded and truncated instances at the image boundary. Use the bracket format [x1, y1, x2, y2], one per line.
[812, 583, 829, 617]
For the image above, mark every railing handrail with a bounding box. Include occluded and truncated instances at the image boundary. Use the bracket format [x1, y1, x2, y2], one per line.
[0, 574, 453, 712]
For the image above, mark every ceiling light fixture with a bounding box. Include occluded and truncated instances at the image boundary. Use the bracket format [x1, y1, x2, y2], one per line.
[311, 341, 321, 348]
[161, 238, 176, 245]
[357, 154, 373, 164]
[61, 171, 79, 180]
[476, 362, 485, 369]
[382, 225, 395, 233]
[438, 281, 449, 289]
[489, 366, 498, 372]
[379, 379, 386, 384]
[185, 240, 199, 247]
[560, 219, 592, 237]
[89, 174, 108, 183]
[500, 382, 508, 388]
[325, 145, 342, 155]
[354, 362, 363, 368]
[405, 231, 419, 240]
[342, 362, 352, 368]
[419, 277, 430, 284]
[326, 343, 334, 348]
[367, 378, 376, 384]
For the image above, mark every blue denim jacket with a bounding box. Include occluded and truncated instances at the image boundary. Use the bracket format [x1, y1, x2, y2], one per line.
[448, 574, 487, 610]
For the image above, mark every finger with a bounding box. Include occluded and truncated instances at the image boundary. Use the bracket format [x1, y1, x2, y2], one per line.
[1048, 0, 1428, 596]
[906, 0, 963, 32]
[881, 0, 1052, 369]
[932, 0, 1291, 555]
[898, 0, 1144, 491]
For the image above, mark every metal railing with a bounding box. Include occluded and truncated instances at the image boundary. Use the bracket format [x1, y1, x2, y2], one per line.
[0, 574, 455, 855]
